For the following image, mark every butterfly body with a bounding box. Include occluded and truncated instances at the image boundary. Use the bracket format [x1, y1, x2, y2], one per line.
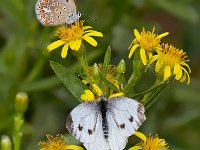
[35, 0, 81, 26]
[66, 96, 146, 150]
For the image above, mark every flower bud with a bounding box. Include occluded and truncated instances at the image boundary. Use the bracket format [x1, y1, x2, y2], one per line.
[92, 63, 100, 79]
[1, 135, 12, 150]
[15, 92, 28, 114]
[116, 59, 126, 75]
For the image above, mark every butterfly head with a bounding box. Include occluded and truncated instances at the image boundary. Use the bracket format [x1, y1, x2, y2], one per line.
[66, 12, 81, 24]
[99, 95, 107, 102]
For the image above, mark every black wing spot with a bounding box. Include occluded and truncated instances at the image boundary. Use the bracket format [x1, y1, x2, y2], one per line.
[88, 129, 93, 135]
[129, 116, 133, 122]
[66, 0, 69, 2]
[78, 124, 83, 131]
[119, 123, 125, 129]
[52, 3, 55, 6]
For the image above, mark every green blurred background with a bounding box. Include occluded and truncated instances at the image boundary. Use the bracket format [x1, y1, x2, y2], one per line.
[0, 0, 200, 149]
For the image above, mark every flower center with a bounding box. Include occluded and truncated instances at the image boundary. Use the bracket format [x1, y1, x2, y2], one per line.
[160, 44, 188, 67]
[56, 21, 84, 42]
[140, 31, 160, 51]
[143, 135, 167, 150]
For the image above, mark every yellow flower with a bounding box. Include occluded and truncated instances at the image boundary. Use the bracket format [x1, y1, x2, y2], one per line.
[80, 84, 124, 101]
[128, 132, 169, 150]
[128, 27, 169, 65]
[47, 20, 103, 58]
[38, 134, 83, 150]
[81, 64, 123, 98]
[151, 43, 191, 84]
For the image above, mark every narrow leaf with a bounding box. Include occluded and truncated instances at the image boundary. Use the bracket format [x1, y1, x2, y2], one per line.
[99, 46, 111, 88]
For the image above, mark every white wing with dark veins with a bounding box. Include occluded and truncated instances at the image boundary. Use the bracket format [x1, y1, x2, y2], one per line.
[66, 101, 110, 150]
[107, 96, 146, 150]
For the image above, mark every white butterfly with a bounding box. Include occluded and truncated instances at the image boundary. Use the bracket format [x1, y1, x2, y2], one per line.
[35, 0, 81, 26]
[66, 96, 146, 150]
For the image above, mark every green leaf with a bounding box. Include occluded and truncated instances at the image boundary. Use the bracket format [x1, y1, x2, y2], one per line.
[99, 46, 111, 88]
[124, 50, 145, 95]
[142, 80, 172, 110]
[50, 61, 88, 102]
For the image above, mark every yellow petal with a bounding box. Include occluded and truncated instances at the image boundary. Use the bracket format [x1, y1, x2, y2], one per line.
[157, 32, 169, 39]
[83, 26, 92, 30]
[181, 67, 190, 84]
[70, 40, 76, 50]
[92, 84, 102, 97]
[134, 29, 141, 41]
[180, 72, 186, 83]
[83, 36, 97, 46]
[174, 64, 182, 80]
[82, 80, 89, 85]
[47, 40, 65, 52]
[74, 39, 82, 51]
[140, 48, 147, 65]
[134, 131, 147, 141]
[173, 63, 180, 75]
[164, 65, 171, 81]
[61, 43, 69, 58]
[181, 62, 191, 73]
[84, 31, 103, 37]
[149, 55, 158, 65]
[128, 44, 140, 59]
[155, 60, 162, 73]
[80, 90, 95, 101]
[128, 146, 143, 150]
[109, 92, 124, 99]
[65, 145, 84, 150]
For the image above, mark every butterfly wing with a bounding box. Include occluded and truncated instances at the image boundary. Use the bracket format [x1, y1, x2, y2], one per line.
[107, 96, 146, 150]
[66, 101, 110, 150]
[35, 0, 76, 26]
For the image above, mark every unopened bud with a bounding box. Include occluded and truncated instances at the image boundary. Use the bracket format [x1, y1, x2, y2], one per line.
[1, 135, 12, 150]
[15, 92, 28, 114]
[92, 63, 100, 79]
[116, 59, 126, 75]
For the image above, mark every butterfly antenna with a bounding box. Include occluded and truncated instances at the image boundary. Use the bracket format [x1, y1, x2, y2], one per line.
[81, 12, 98, 24]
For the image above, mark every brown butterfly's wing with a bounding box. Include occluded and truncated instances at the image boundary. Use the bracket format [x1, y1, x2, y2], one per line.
[35, 0, 76, 26]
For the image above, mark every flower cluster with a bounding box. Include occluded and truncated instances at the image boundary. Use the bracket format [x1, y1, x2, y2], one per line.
[47, 20, 103, 58]
[41, 19, 191, 150]
[128, 27, 191, 84]
[129, 132, 169, 150]
[80, 63, 124, 101]
[39, 134, 83, 150]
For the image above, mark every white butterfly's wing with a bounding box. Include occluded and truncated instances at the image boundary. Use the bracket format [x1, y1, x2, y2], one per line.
[66, 101, 98, 143]
[107, 96, 146, 150]
[35, 0, 77, 26]
[84, 114, 110, 150]
[66, 101, 110, 150]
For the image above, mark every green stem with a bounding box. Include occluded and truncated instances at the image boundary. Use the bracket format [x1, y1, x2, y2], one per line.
[141, 78, 170, 109]
[76, 44, 91, 81]
[13, 114, 23, 150]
